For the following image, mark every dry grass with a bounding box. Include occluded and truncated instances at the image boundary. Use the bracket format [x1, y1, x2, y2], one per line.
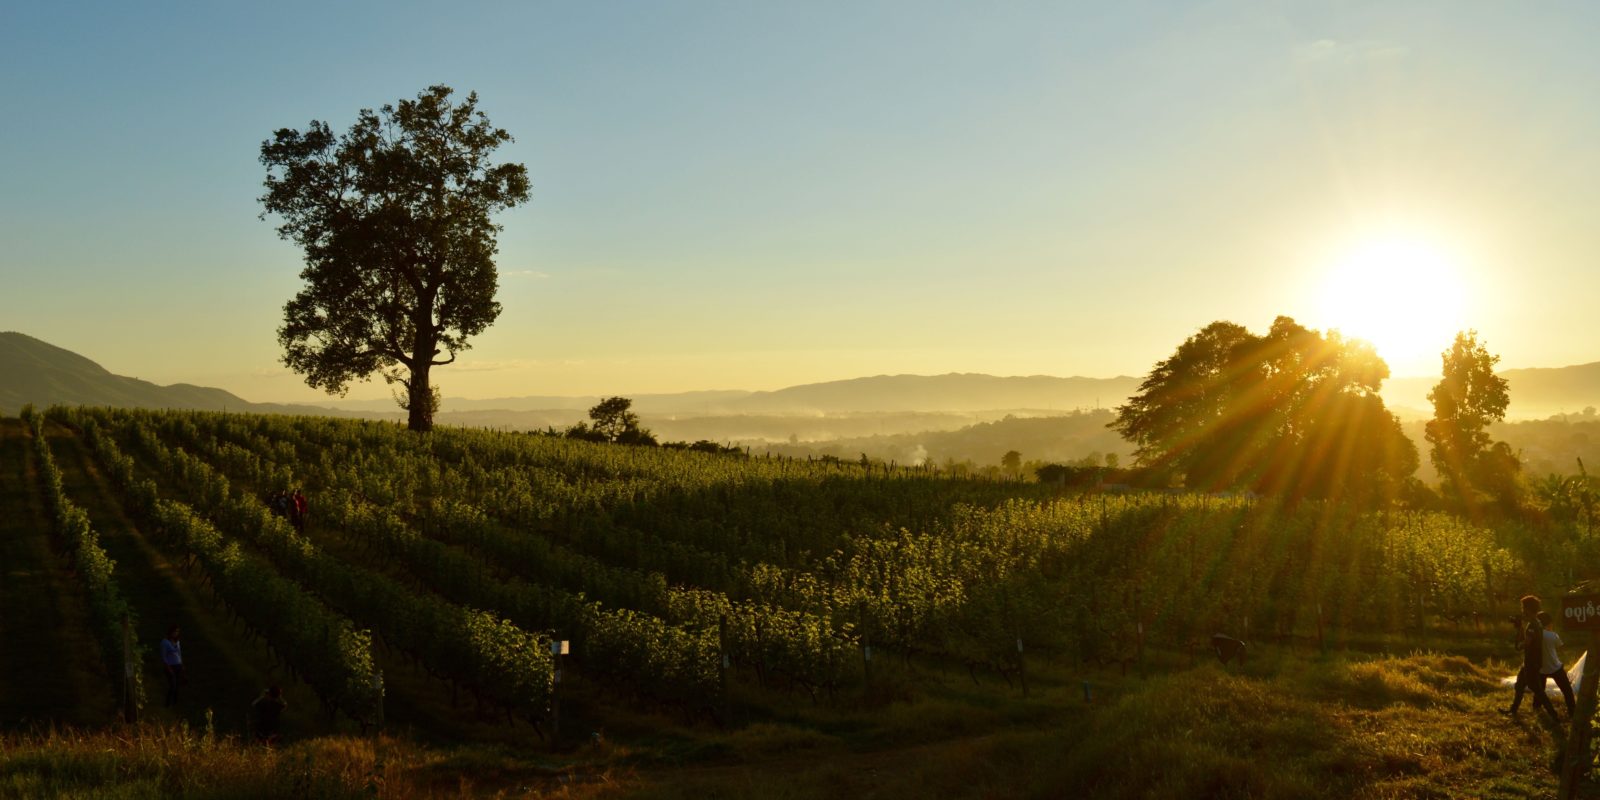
[0, 651, 1581, 798]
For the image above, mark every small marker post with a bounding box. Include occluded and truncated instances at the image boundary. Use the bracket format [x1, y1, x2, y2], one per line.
[862, 631, 873, 696]
[1136, 621, 1145, 675]
[121, 616, 137, 724]
[1316, 603, 1326, 655]
[1016, 636, 1028, 697]
[718, 614, 731, 726]
[550, 639, 568, 744]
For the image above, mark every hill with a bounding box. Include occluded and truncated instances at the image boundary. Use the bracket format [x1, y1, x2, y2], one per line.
[10, 330, 1600, 439]
[746, 410, 1132, 469]
[1385, 361, 1600, 419]
[725, 373, 1137, 413]
[0, 332, 317, 415]
[327, 373, 1138, 416]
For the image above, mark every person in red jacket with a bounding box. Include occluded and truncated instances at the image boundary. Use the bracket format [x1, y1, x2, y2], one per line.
[290, 489, 308, 533]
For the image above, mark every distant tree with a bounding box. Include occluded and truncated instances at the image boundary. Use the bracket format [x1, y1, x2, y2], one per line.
[259, 85, 531, 432]
[1001, 450, 1022, 475]
[1111, 316, 1415, 502]
[662, 439, 722, 453]
[1425, 331, 1518, 509]
[589, 397, 639, 440]
[578, 396, 657, 446]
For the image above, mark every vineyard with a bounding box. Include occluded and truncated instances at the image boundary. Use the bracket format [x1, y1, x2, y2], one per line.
[1, 405, 1593, 797]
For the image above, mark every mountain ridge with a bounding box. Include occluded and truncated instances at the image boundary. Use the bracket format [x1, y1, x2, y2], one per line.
[5, 331, 1600, 421]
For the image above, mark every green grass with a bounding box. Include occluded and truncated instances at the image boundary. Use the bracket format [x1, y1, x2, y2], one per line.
[0, 635, 1586, 797]
[594, 650, 1572, 799]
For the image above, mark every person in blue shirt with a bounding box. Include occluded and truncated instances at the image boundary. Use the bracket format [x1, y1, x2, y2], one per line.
[1536, 611, 1577, 717]
[160, 625, 185, 706]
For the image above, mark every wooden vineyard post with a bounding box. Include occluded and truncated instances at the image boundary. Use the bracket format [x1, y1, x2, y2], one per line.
[1016, 636, 1029, 697]
[121, 616, 137, 724]
[1580, 458, 1595, 541]
[1136, 622, 1145, 675]
[1416, 594, 1427, 651]
[549, 639, 567, 744]
[718, 614, 732, 726]
[861, 631, 873, 697]
[1316, 603, 1326, 655]
[1560, 589, 1600, 799]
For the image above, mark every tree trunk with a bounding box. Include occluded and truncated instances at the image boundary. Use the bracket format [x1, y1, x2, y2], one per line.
[406, 295, 440, 433]
[407, 361, 433, 432]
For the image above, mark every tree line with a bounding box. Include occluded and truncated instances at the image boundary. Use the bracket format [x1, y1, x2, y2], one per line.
[1106, 316, 1520, 511]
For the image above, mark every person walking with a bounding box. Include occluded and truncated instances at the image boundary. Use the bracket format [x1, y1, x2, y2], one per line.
[291, 489, 308, 533]
[160, 625, 186, 707]
[251, 686, 288, 744]
[1537, 610, 1577, 717]
[1504, 596, 1560, 723]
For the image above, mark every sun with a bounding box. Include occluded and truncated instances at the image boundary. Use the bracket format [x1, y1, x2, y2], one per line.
[1314, 235, 1468, 374]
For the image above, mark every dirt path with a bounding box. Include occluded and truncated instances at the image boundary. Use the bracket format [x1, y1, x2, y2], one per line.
[0, 418, 109, 726]
[45, 420, 349, 737]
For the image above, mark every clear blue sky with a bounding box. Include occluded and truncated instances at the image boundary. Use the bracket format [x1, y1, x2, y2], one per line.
[3, 1, 1597, 402]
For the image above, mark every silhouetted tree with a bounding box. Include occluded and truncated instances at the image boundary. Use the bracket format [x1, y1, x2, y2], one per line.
[1110, 321, 1258, 489]
[1426, 331, 1518, 510]
[1111, 316, 1415, 502]
[574, 396, 657, 446]
[259, 85, 531, 432]
[1001, 450, 1022, 475]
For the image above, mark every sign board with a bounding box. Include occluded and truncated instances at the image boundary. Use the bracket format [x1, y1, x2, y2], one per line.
[1561, 594, 1600, 631]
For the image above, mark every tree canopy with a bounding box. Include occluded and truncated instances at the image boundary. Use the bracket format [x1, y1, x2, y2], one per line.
[1425, 331, 1519, 510]
[1110, 316, 1416, 502]
[259, 85, 531, 432]
[568, 396, 657, 446]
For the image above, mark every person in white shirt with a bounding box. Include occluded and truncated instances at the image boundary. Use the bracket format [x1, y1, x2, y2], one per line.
[160, 625, 185, 707]
[1537, 611, 1576, 717]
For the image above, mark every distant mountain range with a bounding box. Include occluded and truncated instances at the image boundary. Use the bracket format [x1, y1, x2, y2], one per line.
[318, 373, 1138, 416]
[5, 331, 1600, 425]
[1384, 363, 1600, 419]
[0, 332, 316, 415]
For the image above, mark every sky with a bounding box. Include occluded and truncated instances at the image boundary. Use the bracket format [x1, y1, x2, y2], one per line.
[2, 1, 1597, 403]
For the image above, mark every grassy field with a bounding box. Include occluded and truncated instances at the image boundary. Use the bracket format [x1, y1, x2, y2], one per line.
[0, 647, 1577, 798]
